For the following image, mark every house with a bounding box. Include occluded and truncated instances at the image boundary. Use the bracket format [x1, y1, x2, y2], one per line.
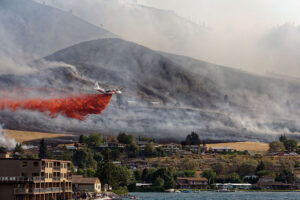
[215, 183, 252, 190]
[185, 145, 207, 154]
[210, 147, 233, 153]
[256, 176, 292, 190]
[176, 177, 208, 189]
[162, 143, 181, 153]
[0, 151, 11, 158]
[0, 158, 72, 200]
[72, 175, 101, 193]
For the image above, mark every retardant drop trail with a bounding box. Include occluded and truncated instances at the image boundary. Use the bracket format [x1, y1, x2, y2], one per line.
[0, 94, 112, 120]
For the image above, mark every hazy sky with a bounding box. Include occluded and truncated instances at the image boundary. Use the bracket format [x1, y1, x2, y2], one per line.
[140, 0, 300, 30]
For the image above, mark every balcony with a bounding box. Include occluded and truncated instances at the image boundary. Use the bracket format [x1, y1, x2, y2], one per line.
[14, 188, 30, 195]
[33, 176, 45, 182]
[53, 166, 61, 171]
[53, 176, 61, 181]
[15, 187, 69, 194]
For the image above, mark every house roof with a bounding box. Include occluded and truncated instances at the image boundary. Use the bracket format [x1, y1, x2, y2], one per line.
[177, 177, 208, 181]
[72, 175, 101, 184]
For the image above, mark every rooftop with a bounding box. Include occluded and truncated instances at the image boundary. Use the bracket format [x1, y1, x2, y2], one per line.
[72, 175, 100, 184]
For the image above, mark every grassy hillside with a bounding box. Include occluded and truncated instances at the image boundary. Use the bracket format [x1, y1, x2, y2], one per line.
[207, 142, 269, 154]
[4, 129, 71, 143]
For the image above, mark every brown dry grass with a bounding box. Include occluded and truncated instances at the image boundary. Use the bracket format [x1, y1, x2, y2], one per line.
[206, 141, 269, 154]
[4, 129, 71, 143]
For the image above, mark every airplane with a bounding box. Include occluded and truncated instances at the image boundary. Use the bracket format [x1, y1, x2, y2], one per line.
[94, 82, 123, 94]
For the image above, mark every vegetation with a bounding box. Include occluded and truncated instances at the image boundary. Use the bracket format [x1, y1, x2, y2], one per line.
[9, 131, 300, 193]
[183, 132, 201, 145]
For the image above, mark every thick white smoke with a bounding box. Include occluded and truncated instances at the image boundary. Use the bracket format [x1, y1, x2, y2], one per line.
[0, 125, 17, 150]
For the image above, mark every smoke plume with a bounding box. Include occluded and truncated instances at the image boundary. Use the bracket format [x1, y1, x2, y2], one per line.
[0, 124, 17, 150]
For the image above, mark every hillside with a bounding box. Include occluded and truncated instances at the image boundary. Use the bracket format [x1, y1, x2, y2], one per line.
[33, 0, 208, 60]
[0, 0, 115, 59]
[4, 129, 71, 143]
[0, 38, 299, 142]
[206, 142, 269, 154]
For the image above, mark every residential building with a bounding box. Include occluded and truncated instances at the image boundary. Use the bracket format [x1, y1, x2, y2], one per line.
[0, 158, 72, 200]
[0, 151, 11, 158]
[256, 176, 292, 190]
[162, 143, 181, 153]
[176, 177, 208, 189]
[215, 183, 252, 190]
[72, 175, 101, 193]
[210, 147, 233, 153]
[185, 145, 207, 154]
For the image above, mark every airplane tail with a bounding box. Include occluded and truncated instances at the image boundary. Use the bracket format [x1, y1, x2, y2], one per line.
[94, 82, 100, 90]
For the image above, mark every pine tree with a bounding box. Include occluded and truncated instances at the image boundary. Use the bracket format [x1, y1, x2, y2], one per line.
[38, 139, 48, 159]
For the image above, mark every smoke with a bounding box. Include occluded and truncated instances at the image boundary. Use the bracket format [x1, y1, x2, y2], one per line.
[0, 91, 112, 120]
[0, 0, 300, 143]
[33, 0, 300, 77]
[0, 124, 17, 150]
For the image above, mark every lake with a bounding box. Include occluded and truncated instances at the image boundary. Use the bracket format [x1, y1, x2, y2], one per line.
[127, 192, 300, 200]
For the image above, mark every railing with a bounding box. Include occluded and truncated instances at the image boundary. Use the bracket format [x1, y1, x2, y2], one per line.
[53, 176, 61, 181]
[15, 187, 69, 194]
[14, 188, 30, 195]
[53, 166, 61, 170]
[0, 176, 32, 182]
[65, 187, 73, 192]
[33, 176, 45, 182]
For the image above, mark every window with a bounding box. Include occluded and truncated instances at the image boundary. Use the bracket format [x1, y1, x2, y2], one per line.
[22, 161, 27, 167]
[33, 162, 39, 167]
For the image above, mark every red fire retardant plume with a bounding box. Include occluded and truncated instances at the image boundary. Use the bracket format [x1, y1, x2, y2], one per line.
[0, 94, 112, 120]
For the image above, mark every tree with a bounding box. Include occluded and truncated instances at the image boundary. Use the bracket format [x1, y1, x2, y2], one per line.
[87, 133, 102, 148]
[201, 169, 216, 185]
[154, 177, 165, 187]
[256, 161, 265, 172]
[118, 133, 135, 144]
[256, 170, 275, 178]
[60, 146, 72, 161]
[279, 135, 287, 143]
[111, 149, 120, 160]
[38, 139, 48, 159]
[213, 162, 229, 175]
[144, 143, 157, 157]
[269, 141, 285, 152]
[0, 146, 7, 153]
[79, 135, 88, 143]
[97, 149, 134, 189]
[185, 132, 201, 145]
[228, 173, 242, 183]
[283, 139, 298, 152]
[134, 170, 142, 181]
[73, 148, 97, 169]
[13, 143, 24, 158]
[179, 158, 199, 170]
[127, 142, 140, 158]
[153, 168, 176, 189]
[142, 168, 156, 182]
[238, 160, 258, 178]
[276, 170, 295, 184]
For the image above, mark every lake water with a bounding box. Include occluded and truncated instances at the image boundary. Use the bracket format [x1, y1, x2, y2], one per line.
[128, 192, 300, 200]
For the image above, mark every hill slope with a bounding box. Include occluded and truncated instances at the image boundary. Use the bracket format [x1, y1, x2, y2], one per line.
[0, 0, 115, 59]
[1, 38, 300, 142]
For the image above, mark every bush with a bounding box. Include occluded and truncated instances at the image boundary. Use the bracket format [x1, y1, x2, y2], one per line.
[112, 186, 128, 195]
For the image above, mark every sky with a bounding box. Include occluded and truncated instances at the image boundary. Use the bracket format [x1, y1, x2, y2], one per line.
[32, 0, 300, 77]
[139, 0, 300, 30]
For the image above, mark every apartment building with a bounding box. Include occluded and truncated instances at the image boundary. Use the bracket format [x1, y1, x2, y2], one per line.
[0, 158, 72, 200]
